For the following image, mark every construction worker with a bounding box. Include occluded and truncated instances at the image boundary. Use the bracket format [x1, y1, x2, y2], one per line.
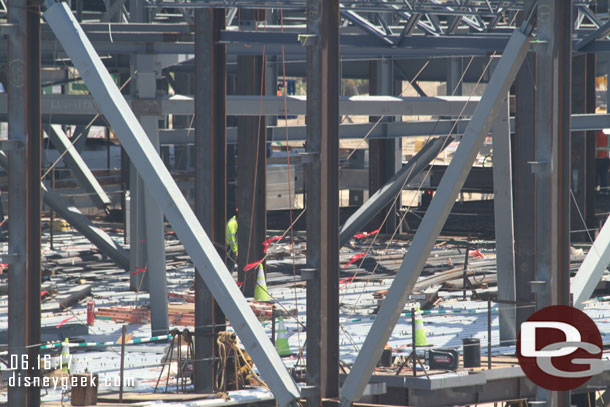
[226, 212, 238, 270]
[596, 129, 610, 192]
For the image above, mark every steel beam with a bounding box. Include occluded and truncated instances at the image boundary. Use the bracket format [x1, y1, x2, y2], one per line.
[237, 10, 267, 297]
[26, 4, 42, 405]
[491, 99, 517, 343]
[194, 7, 226, 393]
[512, 49, 537, 339]
[533, 0, 572, 404]
[236, 10, 266, 297]
[341, 10, 393, 45]
[340, 28, 530, 407]
[128, 159, 147, 290]
[0, 93, 482, 117]
[368, 57, 401, 233]
[339, 137, 451, 247]
[43, 3, 300, 406]
[306, 0, 340, 404]
[8, 1, 42, 405]
[141, 115, 169, 335]
[47, 124, 112, 212]
[5, 100, 610, 133]
[134, 52, 169, 335]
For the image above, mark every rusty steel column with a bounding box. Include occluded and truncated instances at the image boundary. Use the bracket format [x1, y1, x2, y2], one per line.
[237, 9, 266, 297]
[194, 7, 226, 392]
[8, 1, 42, 406]
[306, 0, 340, 404]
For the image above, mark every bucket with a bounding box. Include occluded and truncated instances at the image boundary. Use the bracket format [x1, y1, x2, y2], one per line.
[462, 338, 481, 368]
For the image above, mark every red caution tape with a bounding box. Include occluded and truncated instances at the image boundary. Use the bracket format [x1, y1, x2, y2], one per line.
[56, 315, 75, 328]
[339, 274, 356, 288]
[244, 258, 264, 272]
[132, 266, 147, 275]
[343, 252, 366, 268]
[469, 249, 484, 259]
[354, 228, 381, 239]
[263, 236, 282, 253]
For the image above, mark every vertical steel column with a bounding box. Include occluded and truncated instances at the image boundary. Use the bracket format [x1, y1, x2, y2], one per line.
[491, 99, 517, 343]
[446, 57, 464, 96]
[237, 10, 266, 297]
[194, 7, 226, 393]
[128, 0, 148, 292]
[368, 57, 401, 233]
[534, 0, 572, 405]
[306, 0, 340, 403]
[27, 2, 41, 406]
[513, 57, 537, 338]
[8, 1, 41, 405]
[266, 10, 279, 128]
[512, 0, 537, 341]
[570, 53, 596, 242]
[129, 165, 147, 290]
[136, 55, 168, 335]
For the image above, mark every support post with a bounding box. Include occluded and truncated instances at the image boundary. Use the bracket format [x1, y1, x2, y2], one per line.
[135, 54, 168, 335]
[8, 1, 41, 405]
[237, 9, 266, 297]
[128, 2, 148, 292]
[43, 4, 300, 406]
[129, 161, 147, 290]
[533, 0, 572, 405]
[491, 99, 517, 343]
[306, 0, 340, 404]
[340, 28, 530, 407]
[368, 57, 401, 233]
[512, 12, 537, 336]
[570, 53, 596, 242]
[194, 7, 226, 393]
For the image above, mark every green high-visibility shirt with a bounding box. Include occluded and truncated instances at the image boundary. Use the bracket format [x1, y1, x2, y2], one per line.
[226, 215, 238, 255]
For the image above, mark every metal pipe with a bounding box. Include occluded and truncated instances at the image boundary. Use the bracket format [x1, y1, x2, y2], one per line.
[411, 307, 416, 377]
[339, 136, 453, 247]
[119, 325, 126, 402]
[487, 300, 492, 370]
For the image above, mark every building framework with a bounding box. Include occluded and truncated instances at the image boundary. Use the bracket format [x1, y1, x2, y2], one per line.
[4, 1, 610, 406]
